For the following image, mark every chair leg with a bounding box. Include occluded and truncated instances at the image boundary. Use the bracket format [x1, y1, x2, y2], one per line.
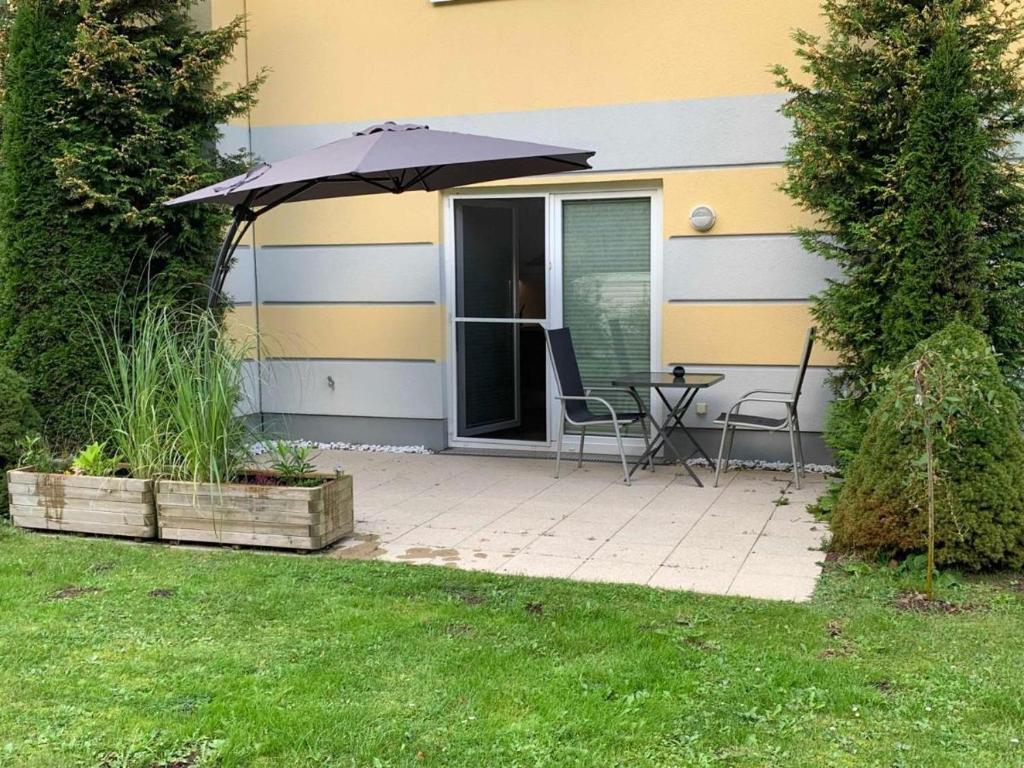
[612, 421, 630, 486]
[787, 420, 801, 490]
[554, 403, 566, 479]
[577, 425, 587, 469]
[640, 418, 654, 471]
[793, 416, 806, 479]
[714, 423, 729, 487]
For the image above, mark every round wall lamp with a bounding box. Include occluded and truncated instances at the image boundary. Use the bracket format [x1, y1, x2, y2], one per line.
[689, 205, 717, 233]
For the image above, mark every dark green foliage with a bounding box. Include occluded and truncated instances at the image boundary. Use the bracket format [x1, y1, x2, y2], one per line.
[0, 1, 110, 445]
[831, 322, 1024, 570]
[775, 1, 1024, 462]
[0, 364, 40, 515]
[0, 0, 258, 446]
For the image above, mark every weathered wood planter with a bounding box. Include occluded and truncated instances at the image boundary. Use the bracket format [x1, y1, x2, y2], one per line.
[155, 473, 353, 551]
[6, 468, 157, 539]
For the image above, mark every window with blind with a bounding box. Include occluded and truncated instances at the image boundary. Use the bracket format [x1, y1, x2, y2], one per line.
[561, 197, 651, 435]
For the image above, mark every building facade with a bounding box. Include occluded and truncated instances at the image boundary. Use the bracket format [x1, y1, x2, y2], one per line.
[207, 0, 841, 462]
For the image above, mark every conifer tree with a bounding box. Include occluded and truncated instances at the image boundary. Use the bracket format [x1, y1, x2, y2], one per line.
[0, 0, 259, 444]
[775, 1, 1024, 464]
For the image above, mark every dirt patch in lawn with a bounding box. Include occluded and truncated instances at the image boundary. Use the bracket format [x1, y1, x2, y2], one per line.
[445, 586, 485, 605]
[894, 591, 982, 614]
[51, 586, 101, 600]
[525, 601, 544, 615]
[329, 533, 386, 560]
[148, 588, 176, 598]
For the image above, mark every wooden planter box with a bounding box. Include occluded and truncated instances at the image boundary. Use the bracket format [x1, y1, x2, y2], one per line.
[6, 468, 156, 539]
[155, 473, 353, 551]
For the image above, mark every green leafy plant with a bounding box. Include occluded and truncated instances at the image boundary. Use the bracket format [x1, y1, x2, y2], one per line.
[268, 442, 320, 487]
[91, 302, 177, 480]
[16, 433, 60, 474]
[70, 441, 121, 478]
[831, 322, 1024, 571]
[0, 364, 39, 515]
[164, 311, 251, 486]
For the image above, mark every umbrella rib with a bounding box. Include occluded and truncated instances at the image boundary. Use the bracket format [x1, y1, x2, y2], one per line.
[349, 173, 399, 193]
[402, 165, 442, 192]
[252, 179, 321, 214]
[540, 155, 592, 170]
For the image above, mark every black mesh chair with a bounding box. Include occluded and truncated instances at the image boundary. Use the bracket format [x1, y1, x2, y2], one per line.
[545, 327, 652, 485]
[713, 327, 816, 489]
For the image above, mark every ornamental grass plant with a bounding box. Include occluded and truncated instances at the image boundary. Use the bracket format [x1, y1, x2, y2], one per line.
[91, 303, 252, 486]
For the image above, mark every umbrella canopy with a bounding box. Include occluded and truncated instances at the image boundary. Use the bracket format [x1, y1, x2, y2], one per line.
[167, 122, 594, 307]
[167, 122, 594, 209]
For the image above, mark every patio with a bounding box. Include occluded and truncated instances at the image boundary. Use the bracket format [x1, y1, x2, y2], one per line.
[320, 450, 829, 602]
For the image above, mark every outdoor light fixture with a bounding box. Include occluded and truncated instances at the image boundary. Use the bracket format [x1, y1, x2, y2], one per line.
[689, 205, 717, 232]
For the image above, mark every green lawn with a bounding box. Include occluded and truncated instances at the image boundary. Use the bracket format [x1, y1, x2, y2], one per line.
[1, 525, 1022, 768]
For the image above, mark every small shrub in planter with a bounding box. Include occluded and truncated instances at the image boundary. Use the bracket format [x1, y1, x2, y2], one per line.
[157, 443, 353, 551]
[831, 322, 1024, 570]
[7, 439, 156, 538]
[151, 313, 352, 551]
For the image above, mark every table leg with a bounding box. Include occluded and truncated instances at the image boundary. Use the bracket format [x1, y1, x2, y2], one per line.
[659, 389, 717, 471]
[631, 387, 703, 486]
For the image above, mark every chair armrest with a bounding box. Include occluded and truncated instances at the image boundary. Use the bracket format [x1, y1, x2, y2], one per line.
[556, 394, 620, 421]
[584, 385, 646, 413]
[740, 389, 792, 399]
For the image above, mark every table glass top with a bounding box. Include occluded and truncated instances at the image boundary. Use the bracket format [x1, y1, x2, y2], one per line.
[611, 371, 725, 388]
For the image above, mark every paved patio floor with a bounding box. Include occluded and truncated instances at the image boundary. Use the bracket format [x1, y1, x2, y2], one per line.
[317, 450, 829, 602]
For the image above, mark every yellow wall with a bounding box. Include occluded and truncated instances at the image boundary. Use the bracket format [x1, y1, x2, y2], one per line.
[222, 0, 823, 127]
[663, 302, 838, 367]
[255, 191, 441, 246]
[252, 304, 445, 362]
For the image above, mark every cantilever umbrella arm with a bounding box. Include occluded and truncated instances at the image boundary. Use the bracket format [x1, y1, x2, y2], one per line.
[207, 200, 258, 309]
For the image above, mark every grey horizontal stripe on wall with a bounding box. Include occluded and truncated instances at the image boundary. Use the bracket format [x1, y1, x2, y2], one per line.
[672, 365, 832, 433]
[258, 359, 444, 420]
[663, 235, 844, 302]
[238, 360, 261, 416]
[221, 93, 792, 172]
[255, 244, 441, 304]
[261, 413, 448, 452]
[223, 244, 255, 305]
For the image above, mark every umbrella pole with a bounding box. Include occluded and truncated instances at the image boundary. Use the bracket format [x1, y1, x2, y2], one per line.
[207, 204, 256, 310]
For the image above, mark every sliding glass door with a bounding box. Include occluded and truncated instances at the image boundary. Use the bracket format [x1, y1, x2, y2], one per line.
[448, 190, 657, 450]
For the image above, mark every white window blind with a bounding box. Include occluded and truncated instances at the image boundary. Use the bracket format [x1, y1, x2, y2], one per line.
[562, 198, 651, 434]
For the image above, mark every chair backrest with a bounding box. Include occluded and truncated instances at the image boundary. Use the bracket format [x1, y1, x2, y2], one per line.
[791, 327, 817, 406]
[545, 328, 591, 422]
[545, 327, 585, 397]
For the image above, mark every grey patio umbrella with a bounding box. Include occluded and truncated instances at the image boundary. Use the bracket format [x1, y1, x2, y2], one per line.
[166, 122, 595, 307]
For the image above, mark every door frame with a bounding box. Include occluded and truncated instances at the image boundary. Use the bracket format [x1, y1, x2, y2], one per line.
[443, 186, 663, 454]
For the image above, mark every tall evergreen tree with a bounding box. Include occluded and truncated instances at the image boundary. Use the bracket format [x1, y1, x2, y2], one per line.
[775, 1, 1024, 464]
[0, 0, 259, 445]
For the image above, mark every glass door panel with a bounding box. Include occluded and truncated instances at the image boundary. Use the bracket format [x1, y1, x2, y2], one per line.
[561, 197, 651, 435]
[454, 198, 547, 441]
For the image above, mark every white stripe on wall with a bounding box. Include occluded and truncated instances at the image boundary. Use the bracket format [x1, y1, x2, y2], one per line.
[258, 359, 444, 420]
[225, 93, 792, 172]
[256, 244, 441, 304]
[665, 235, 842, 302]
